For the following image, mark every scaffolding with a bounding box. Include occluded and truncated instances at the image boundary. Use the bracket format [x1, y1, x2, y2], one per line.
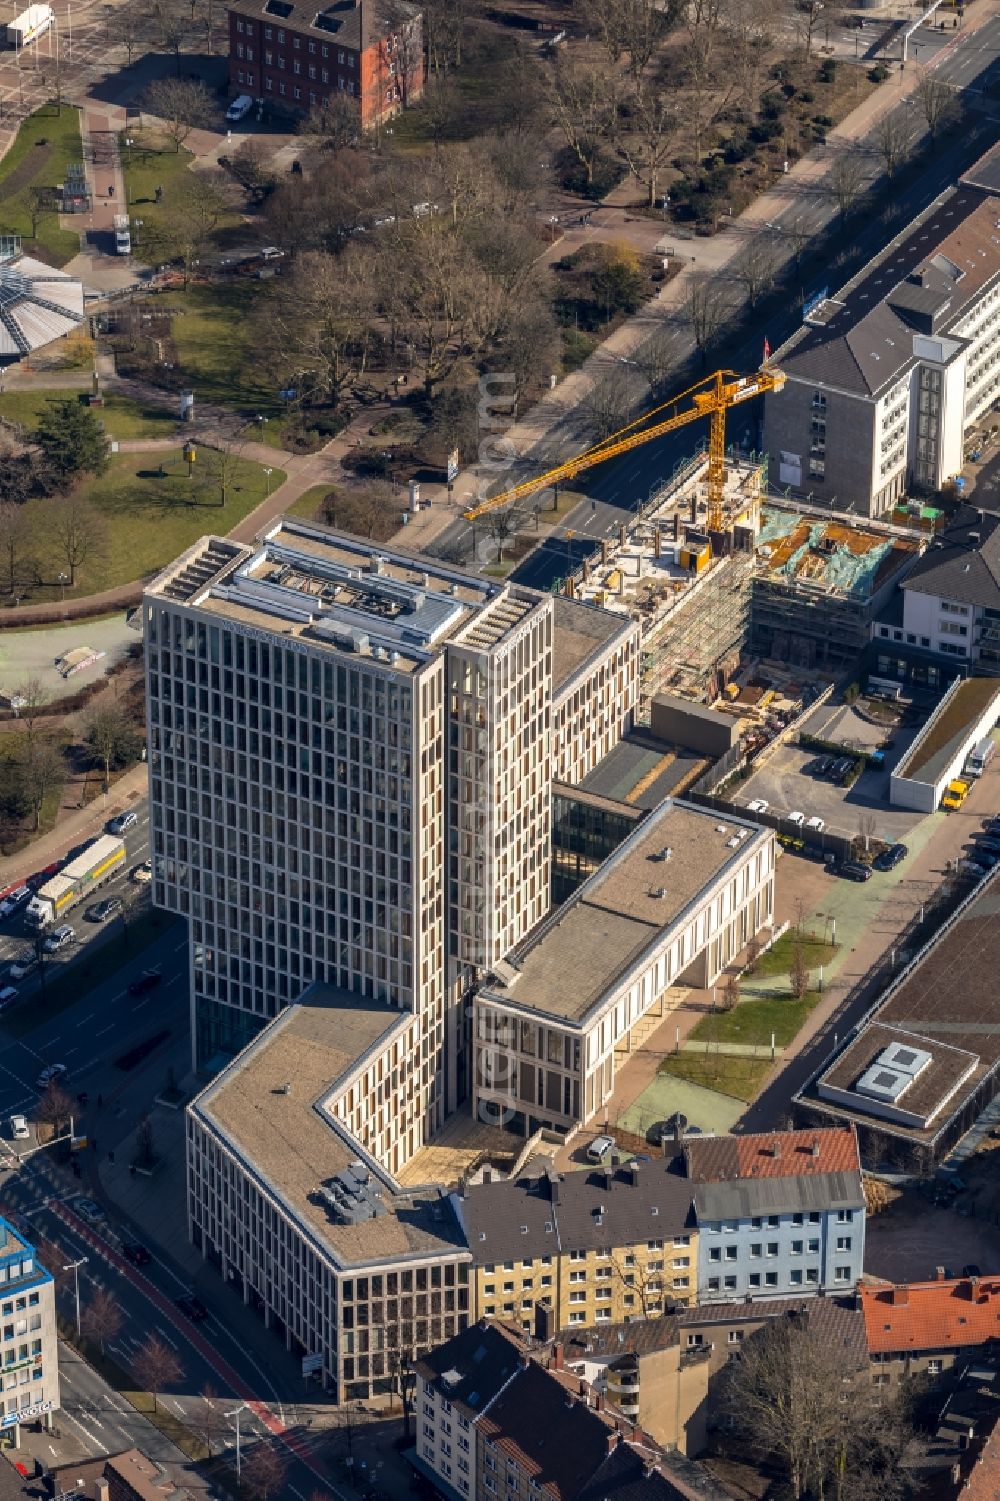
[641, 553, 755, 706]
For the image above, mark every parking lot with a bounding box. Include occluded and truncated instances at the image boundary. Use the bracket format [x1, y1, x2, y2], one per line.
[734, 740, 923, 845]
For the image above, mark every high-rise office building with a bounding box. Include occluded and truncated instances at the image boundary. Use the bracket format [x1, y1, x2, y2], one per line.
[145, 519, 637, 1145]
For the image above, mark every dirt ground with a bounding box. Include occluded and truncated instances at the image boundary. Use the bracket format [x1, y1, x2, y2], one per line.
[865, 1191, 1000, 1282]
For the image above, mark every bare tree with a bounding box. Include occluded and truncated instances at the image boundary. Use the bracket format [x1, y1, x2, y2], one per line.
[261, 248, 377, 409]
[547, 56, 617, 192]
[795, 0, 825, 57]
[350, 480, 399, 541]
[12, 676, 48, 746]
[857, 810, 877, 853]
[142, 78, 213, 151]
[735, 235, 779, 307]
[582, 367, 637, 441]
[299, 91, 361, 151]
[81, 1288, 124, 1354]
[485, 505, 524, 564]
[0, 499, 32, 595]
[915, 68, 957, 138]
[22, 738, 64, 832]
[241, 1443, 288, 1501]
[613, 81, 675, 206]
[26, 185, 50, 238]
[685, 273, 731, 366]
[85, 701, 131, 792]
[722, 971, 740, 1012]
[202, 436, 246, 509]
[36, 1081, 75, 1136]
[828, 150, 867, 225]
[198, 1384, 223, 1457]
[873, 111, 912, 179]
[789, 940, 810, 1000]
[51, 496, 104, 588]
[133, 1333, 182, 1412]
[119, 8, 142, 64]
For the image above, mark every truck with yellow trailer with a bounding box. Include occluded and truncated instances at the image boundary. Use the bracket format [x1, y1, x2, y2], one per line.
[25, 835, 126, 927]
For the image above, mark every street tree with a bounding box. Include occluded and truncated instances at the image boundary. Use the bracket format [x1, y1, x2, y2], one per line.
[36, 1080, 75, 1136]
[26, 186, 50, 238]
[119, 9, 142, 64]
[142, 78, 213, 151]
[22, 737, 64, 832]
[299, 92, 361, 151]
[133, 1333, 182, 1412]
[170, 172, 231, 285]
[241, 1443, 288, 1501]
[202, 436, 246, 509]
[735, 235, 779, 307]
[857, 810, 878, 853]
[85, 701, 137, 792]
[485, 505, 525, 564]
[51, 496, 105, 588]
[828, 149, 867, 225]
[722, 971, 740, 1012]
[12, 676, 48, 746]
[34, 398, 109, 482]
[789, 940, 810, 1000]
[547, 56, 617, 193]
[350, 480, 399, 541]
[582, 367, 637, 441]
[198, 1385, 224, 1457]
[613, 80, 675, 207]
[915, 68, 957, 138]
[262, 248, 377, 410]
[873, 111, 912, 179]
[81, 1287, 124, 1354]
[685, 273, 731, 366]
[227, 139, 278, 203]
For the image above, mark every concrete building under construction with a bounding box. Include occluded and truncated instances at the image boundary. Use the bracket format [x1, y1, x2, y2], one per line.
[562, 455, 925, 707]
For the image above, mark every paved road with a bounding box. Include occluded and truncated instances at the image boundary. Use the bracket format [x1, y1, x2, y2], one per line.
[422, 19, 1000, 591]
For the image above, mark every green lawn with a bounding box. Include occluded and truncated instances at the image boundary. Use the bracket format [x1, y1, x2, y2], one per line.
[120, 134, 240, 245]
[157, 285, 284, 417]
[753, 930, 838, 979]
[0, 102, 84, 264]
[0, 391, 180, 443]
[285, 484, 334, 521]
[688, 991, 821, 1049]
[17, 449, 286, 600]
[658, 1053, 774, 1104]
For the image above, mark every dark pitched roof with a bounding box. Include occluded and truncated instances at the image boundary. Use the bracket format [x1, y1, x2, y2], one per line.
[477, 1361, 623, 1501]
[225, 0, 420, 51]
[456, 1160, 695, 1266]
[577, 1441, 733, 1501]
[777, 187, 994, 398]
[902, 506, 1000, 610]
[413, 1321, 524, 1416]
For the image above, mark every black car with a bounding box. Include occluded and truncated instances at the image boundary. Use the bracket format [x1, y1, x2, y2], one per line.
[835, 860, 872, 883]
[814, 756, 835, 777]
[175, 1294, 208, 1321]
[128, 970, 163, 997]
[873, 843, 908, 872]
[86, 897, 122, 923]
[122, 1241, 152, 1267]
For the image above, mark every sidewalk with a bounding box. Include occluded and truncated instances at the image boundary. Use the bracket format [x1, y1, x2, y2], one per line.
[0, 760, 148, 888]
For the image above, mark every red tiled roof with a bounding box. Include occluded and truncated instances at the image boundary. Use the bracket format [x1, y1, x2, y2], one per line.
[862, 1277, 1000, 1354]
[962, 1419, 1000, 1500]
[682, 1127, 859, 1183]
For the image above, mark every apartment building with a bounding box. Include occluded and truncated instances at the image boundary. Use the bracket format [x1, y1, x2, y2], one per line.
[413, 1319, 731, 1501]
[452, 1159, 697, 1333]
[227, 0, 423, 128]
[549, 598, 640, 787]
[554, 1294, 866, 1455]
[861, 1274, 1000, 1390]
[0, 1216, 60, 1442]
[683, 1129, 865, 1302]
[475, 799, 774, 1135]
[764, 182, 1000, 516]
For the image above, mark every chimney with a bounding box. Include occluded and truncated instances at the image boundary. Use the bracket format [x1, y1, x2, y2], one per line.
[458, 1175, 468, 1199]
[643, 1462, 657, 1480]
[654, 527, 662, 559]
[482, 1166, 492, 1185]
[564, 575, 575, 599]
[672, 512, 679, 542]
[582, 557, 590, 583]
[891, 1285, 909, 1307]
[811, 1141, 820, 1159]
[551, 1340, 564, 1370]
[579, 1379, 587, 1397]
[595, 1392, 604, 1412]
[690, 494, 697, 524]
[619, 524, 626, 548]
[969, 1276, 981, 1302]
[936, 1266, 946, 1282]
[548, 1172, 561, 1205]
[606, 1431, 619, 1456]
[771, 1138, 781, 1158]
[602, 1169, 614, 1191]
[94, 1481, 110, 1501]
[602, 538, 610, 564]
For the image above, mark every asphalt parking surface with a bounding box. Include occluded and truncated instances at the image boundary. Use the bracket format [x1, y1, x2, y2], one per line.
[733, 741, 923, 845]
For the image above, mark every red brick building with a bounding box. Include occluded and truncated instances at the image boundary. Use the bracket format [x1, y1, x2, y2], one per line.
[226, 0, 423, 129]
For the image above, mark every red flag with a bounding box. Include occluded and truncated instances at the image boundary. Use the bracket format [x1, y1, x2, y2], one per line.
[763, 337, 771, 364]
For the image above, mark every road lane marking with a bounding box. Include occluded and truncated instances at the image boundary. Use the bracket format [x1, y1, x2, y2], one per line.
[156, 1324, 180, 1350]
[76, 1013, 96, 1028]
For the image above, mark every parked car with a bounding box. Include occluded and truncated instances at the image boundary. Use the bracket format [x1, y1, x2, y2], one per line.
[108, 811, 138, 835]
[128, 970, 162, 997]
[35, 1063, 68, 1091]
[873, 842, 908, 872]
[175, 1295, 208, 1322]
[8, 1115, 29, 1141]
[131, 861, 152, 884]
[805, 816, 826, 834]
[835, 861, 872, 883]
[647, 1114, 687, 1146]
[813, 756, 835, 777]
[0, 985, 17, 1012]
[976, 837, 1000, 857]
[43, 924, 75, 954]
[75, 1199, 106, 1225]
[959, 859, 988, 878]
[787, 811, 806, 827]
[122, 1241, 152, 1267]
[586, 1134, 616, 1162]
[746, 798, 769, 814]
[0, 886, 32, 919]
[8, 953, 39, 982]
[832, 757, 853, 781]
[86, 897, 122, 924]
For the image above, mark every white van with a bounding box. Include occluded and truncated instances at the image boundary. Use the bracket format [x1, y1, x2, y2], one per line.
[965, 737, 996, 779]
[226, 94, 253, 123]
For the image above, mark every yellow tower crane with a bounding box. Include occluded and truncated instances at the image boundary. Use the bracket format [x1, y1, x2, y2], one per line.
[463, 366, 786, 531]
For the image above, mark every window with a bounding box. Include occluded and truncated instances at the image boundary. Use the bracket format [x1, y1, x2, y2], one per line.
[835, 1266, 851, 1282]
[709, 1247, 722, 1263]
[809, 458, 825, 478]
[791, 1214, 804, 1226]
[749, 1273, 761, 1288]
[806, 1268, 819, 1284]
[728, 1330, 744, 1344]
[750, 1243, 762, 1259]
[765, 1272, 778, 1288]
[708, 1277, 721, 1293]
[687, 1333, 704, 1346]
[724, 1275, 737, 1291]
[808, 1239, 820, 1254]
[789, 1269, 803, 1286]
[724, 1246, 738, 1261]
[927, 1360, 942, 1375]
[791, 1241, 803, 1255]
[767, 1243, 779, 1258]
[836, 1237, 852, 1253]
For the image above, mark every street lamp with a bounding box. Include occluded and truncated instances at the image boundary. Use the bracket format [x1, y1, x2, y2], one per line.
[63, 1256, 88, 1339]
[264, 466, 273, 498]
[225, 1402, 249, 1479]
[58, 571, 68, 600]
[256, 413, 268, 439]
